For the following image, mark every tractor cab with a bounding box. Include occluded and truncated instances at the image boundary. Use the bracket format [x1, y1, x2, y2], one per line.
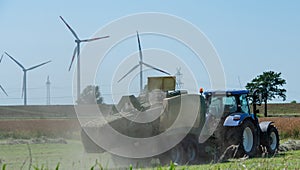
[204, 90, 251, 119]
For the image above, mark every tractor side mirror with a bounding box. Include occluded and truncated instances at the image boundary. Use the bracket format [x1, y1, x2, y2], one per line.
[258, 93, 263, 102]
[252, 89, 262, 105]
[253, 93, 262, 106]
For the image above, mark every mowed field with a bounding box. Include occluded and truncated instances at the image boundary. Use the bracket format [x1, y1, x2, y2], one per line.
[0, 140, 300, 169]
[0, 140, 114, 169]
[0, 104, 300, 169]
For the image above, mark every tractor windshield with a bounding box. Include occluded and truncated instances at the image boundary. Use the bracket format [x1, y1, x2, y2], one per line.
[239, 94, 250, 114]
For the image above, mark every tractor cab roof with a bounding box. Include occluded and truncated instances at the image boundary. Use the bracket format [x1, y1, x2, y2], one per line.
[204, 90, 249, 96]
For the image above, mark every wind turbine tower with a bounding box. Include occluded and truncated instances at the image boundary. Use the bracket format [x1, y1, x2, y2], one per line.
[5, 52, 51, 105]
[0, 54, 8, 96]
[59, 16, 109, 102]
[46, 76, 51, 105]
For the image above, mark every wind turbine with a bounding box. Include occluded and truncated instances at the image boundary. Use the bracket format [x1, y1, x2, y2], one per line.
[59, 16, 109, 102]
[118, 31, 171, 93]
[5, 52, 51, 105]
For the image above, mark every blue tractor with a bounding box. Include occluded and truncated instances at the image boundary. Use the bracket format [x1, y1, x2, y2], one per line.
[80, 86, 280, 166]
[199, 89, 279, 160]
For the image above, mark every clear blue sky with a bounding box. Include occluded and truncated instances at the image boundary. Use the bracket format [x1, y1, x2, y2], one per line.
[0, 1, 299, 105]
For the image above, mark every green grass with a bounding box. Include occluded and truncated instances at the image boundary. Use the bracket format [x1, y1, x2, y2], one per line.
[187, 151, 300, 169]
[0, 140, 112, 169]
[1, 140, 300, 170]
[147, 150, 300, 170]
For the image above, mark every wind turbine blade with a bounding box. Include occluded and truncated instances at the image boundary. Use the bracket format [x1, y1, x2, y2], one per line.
[142, 62, 171, 75]
[117, 64, 139, 83]
[136, 31, 143, 61]
[59, 16, 80, 40]
[81, 35, 110, 42]
[27, 60, 51, 71]
[0, 54, 3, 63]
[0, 85, 8, 96]
[68, 46, 77, 71]
[5, 52, 25, 70]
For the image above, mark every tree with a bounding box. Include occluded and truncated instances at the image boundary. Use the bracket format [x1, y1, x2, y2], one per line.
[246, 71, 286, 117]
[77, 85, 103, 104]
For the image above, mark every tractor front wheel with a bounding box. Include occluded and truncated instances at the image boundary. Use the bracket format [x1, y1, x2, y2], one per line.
[227, 119, 258, 158]
[239, 120, 258, 157]
[262, 125, 279, 155]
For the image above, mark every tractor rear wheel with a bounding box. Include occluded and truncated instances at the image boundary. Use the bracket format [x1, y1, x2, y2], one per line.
[182, 136, 199, 164]
[159, 143, 186, 165]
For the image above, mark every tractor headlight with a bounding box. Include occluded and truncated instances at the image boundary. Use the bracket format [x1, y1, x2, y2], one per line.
[233, 115, 241, 121]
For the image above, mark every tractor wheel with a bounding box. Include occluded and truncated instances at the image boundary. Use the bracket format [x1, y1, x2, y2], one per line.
[159, 143, 186, 165]
[182, 136, 199, 165]
[263, 125, 279, 155]
[228, 120, 258, 157]
[239, 120, 258, 157]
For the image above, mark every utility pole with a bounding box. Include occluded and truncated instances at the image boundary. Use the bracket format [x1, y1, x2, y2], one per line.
[175, 67, 184, 89]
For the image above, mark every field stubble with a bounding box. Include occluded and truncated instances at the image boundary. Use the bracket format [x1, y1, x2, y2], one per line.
[260, 117, 300, 139]
[0, 119, 81, 139]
